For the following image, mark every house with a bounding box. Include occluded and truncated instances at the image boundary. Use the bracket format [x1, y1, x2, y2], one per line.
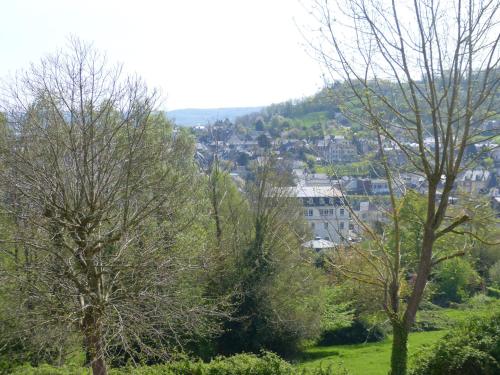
[400, 172, 427, 193]
[343, 177, 390, 195]
[371, 179, 390, 195]
[344, 178, 372, 195]
[227, 134, 245, 148]
[286, 185, 350, 244]
[456, 169, 491, 194]
[294, 170, 338, 187]
[350, 201, 387, 234]
[491, 148, 500, 167]
[316, 135, 358, 163]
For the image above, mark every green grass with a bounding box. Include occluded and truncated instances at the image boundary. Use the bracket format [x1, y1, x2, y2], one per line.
[297, 111, 330, 124]
[315, 161, 371, 177]
[296, 300, 500, 375]
[296, 330, 446, 375]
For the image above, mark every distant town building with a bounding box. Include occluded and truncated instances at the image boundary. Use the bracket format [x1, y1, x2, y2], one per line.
[294, 170, 339, 187]
[456, 169, 491, 194]
[343, 178, 390, 195]
[286, 185, 350, 243]
[317, 135, 358, 163]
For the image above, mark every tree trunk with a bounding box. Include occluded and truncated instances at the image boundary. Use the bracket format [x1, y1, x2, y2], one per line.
[389, 321, 409, 375]
[83, 309, 107, 375]
[90, 355, 107, 375]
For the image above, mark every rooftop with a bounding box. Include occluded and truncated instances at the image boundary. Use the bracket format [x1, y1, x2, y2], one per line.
[302, 238, 336, 249]
[289, 185, 343, 198]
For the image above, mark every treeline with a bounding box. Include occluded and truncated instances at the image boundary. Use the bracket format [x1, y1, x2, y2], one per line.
[0, 40, 331, 375]
[235, 87, 341, 128]
[235, 74, 499, 141]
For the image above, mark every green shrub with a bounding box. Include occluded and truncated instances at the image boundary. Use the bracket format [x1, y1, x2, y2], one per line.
[410, 312, 500, 375]
[432, 258, 481, 306]
[489, 260, 500, 286]
[9, 352, 348, 375]
[9, 364, 91, 375]
[317, 319, 385, 346]
[486, 286, 500, 298]
[465, 293, 497, 307]
[413, 310, 448, 332]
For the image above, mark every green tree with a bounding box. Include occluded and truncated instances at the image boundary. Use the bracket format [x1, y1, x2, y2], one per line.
[217, 156, 326, 356]
[433, 258, 480, 305]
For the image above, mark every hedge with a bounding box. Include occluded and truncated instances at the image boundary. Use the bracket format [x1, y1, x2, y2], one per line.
[9, 352, 348, 375]
[410, 312, 500, 375]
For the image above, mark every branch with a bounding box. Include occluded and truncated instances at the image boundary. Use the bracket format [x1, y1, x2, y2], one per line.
[435, 215, 469, 238]
[451, 230, 500, 246]
[432, 250, 466, 266]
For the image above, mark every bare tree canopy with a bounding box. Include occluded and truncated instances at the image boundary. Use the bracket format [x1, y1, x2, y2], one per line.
[306, 0, 499, 374]
[0, 39, 219, 375]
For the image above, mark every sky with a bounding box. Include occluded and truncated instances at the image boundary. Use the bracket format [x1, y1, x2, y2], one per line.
[0, 0, 324, 110]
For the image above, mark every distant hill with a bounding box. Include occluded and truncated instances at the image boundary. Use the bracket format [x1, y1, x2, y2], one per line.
[235, 88, 341, 127]
[166, 107, 263, 126]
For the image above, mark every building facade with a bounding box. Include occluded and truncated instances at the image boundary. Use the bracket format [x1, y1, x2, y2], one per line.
[294, 186, 350, 243]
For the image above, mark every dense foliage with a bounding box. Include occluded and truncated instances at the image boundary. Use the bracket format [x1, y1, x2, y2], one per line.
[10, 352, 349, 375]
[318, 319, 385, 346]
[410, 312, 500, 375]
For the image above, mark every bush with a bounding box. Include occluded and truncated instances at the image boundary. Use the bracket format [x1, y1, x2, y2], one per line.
[317, 319, 385, 346]
[432, 258, 481, 306]
[9, 364, 90, 375]
[489, 260, 500, 287]
[486, 286, 500, 299]
[410, 312, 500, 375]
[10, 352, 349, 375]
[465, 293, 497, 307]
[413, 310, 448, 332]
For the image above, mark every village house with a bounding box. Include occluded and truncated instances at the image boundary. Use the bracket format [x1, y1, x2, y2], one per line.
[456, 169, 492, 194]
[316, 135, 358, 163]
[288, 185, 350, 244]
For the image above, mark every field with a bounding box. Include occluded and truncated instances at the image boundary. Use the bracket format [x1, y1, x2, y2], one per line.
[295, 300, 500, 375]
[297, 330, 446, 375]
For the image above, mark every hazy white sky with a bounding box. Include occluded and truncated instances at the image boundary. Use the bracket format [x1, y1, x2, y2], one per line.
[0, 0, 324, 110]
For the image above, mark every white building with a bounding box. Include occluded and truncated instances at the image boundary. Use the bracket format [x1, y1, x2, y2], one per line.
[290, 185, 350, 243]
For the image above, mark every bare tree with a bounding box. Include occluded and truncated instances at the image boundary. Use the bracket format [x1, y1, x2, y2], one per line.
[0, 39, 218, 375]
[306, 0, 499, 373]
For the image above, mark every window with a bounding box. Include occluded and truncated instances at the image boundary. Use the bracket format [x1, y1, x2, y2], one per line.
[324, 222, 328, 229]
[339, 222, 345, 230]
[304, 209, 313, 217]
[311, 222, 315, 229]
[340, 208, 345, 216]
[329, 209, 334, 215]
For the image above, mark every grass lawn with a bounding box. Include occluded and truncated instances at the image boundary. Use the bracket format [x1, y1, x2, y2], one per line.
[296, 330, 446, 375]
[296, 300, 500, 375]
